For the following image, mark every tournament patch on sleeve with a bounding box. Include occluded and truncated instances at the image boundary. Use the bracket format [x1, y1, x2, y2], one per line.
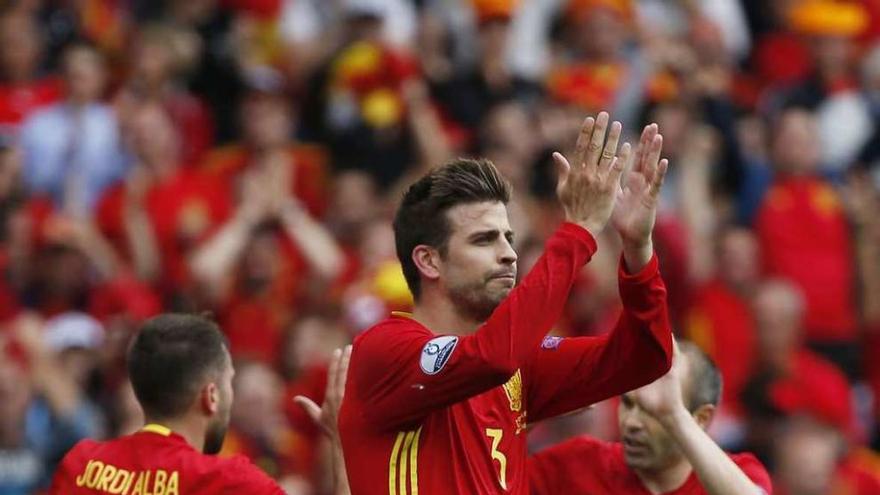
[420, 335, 458, 375]
[541, 335, 563, 350]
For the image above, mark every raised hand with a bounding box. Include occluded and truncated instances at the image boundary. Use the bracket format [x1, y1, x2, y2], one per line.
[553, 111, 631, 236]
[294, 345, 352, 439]
[632, 341, 684, 421]
[294, 346, 353, 495]
[611, 123, 668, 270]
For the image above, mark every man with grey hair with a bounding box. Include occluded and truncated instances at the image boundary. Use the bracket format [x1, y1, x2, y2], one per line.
[529, 341, 773, 495]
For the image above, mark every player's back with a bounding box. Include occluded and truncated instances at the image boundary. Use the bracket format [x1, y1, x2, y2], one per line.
[49, 424, 283, 495]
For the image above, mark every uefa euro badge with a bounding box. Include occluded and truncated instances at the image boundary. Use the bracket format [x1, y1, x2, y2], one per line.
[541, 335, 563, 351]
[419, 336, 458, 375]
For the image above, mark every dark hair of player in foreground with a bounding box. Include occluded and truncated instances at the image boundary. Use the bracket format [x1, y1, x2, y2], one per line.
[127, 313, 233, 454]
[394, 157, 511, 301]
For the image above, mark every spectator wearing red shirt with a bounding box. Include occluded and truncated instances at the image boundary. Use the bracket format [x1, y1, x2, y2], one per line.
[220, 360, 314, 490]
[277, 313, 351, 492]
[547, 0, 637, 115]
[529, 341, 773, 495]
[0, 11, 61, 129]
[774, 415, 880, 495]
[754, 106, 859, 377]
[677, 126, 762, 444]
[684, 227, 761, 440]
[115, 23, 215, 166]
[741, 279, 854, 465]
[188, 156, 344, 363]
[96, 103, 231, 294]
[201, 88, 328, 218]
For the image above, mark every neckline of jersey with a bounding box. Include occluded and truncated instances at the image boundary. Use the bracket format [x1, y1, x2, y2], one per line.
[141, 423, 173, 437]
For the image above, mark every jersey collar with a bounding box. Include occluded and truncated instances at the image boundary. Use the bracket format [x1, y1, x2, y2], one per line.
[140, 423, 173, 437]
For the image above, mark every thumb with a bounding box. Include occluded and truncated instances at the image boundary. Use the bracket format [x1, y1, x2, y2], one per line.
[293, 396, 322, 424]
[649, 158, 669, 198]
[553, 152, 571, 192]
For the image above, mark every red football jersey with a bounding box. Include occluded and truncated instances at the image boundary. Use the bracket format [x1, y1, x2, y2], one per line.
[338, 223, 673, 494]
[49, 424, 284, 494]
[755, 176, 857, 341]
[529, 436, 773, 494]
[685, 279, 758, 418]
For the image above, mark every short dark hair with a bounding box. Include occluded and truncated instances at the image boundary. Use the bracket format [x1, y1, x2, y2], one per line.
[679, 340, 723, 411]
[127, 314, 229, 419]
[393, 158, 511, 299]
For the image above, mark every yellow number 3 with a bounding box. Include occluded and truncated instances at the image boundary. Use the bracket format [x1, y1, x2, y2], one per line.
[485, 428, 508, 490]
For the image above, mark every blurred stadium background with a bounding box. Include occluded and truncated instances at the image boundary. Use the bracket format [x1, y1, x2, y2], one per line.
[0, 0, 880, 493]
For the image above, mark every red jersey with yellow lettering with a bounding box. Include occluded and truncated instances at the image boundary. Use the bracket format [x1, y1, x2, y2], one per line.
[48, 424, 284, 495]
[338, 223, 674, 494]
[529, 436, 773, 494]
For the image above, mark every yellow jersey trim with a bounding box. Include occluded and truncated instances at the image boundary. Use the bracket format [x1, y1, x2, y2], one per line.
[388, 427, 422, 495]
[141, 424, 172, 437]
[389, 432, 405, 495]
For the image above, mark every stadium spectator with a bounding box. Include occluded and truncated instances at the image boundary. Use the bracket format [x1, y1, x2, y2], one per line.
[115, 23, 214, 166]
[221, 360, 312, 489]
[754, 106, 860, 377]
[20, 42, 127, 218]
[773, 415, 880, 495]
[741, 279, 854, 465]
[189, 147, 344, 362]
[96, 103, 229, 294]
[1, 313, 105, 493]
[0, 11, 61, 129]
[430, 0, 542, 138]
[200, 86, 328, 218]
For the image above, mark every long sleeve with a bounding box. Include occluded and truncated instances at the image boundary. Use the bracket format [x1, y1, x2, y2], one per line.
[524, 254, 673, 423]
[349, 223, 597, 429]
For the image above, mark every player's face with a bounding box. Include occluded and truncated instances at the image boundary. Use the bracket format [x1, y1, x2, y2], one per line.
[618, 394, 685, 473]
[203, 356, 234, 455]
[440, 201, 517, 321]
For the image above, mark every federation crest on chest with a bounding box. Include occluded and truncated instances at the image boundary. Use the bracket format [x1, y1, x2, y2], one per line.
[503, 369, 522, 412]
[503, 369, 527, 434]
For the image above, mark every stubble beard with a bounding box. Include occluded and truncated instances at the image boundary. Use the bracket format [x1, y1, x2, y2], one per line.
[448, 278, 510, 323]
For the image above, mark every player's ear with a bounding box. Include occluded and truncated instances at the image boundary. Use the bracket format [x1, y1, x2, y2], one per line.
[412, 245, 441, 281]
[692, 404, 715, 430]
[201, 382, 220, 415]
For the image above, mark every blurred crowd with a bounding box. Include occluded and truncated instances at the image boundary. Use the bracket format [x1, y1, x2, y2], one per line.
[0, 0, 880, 494]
